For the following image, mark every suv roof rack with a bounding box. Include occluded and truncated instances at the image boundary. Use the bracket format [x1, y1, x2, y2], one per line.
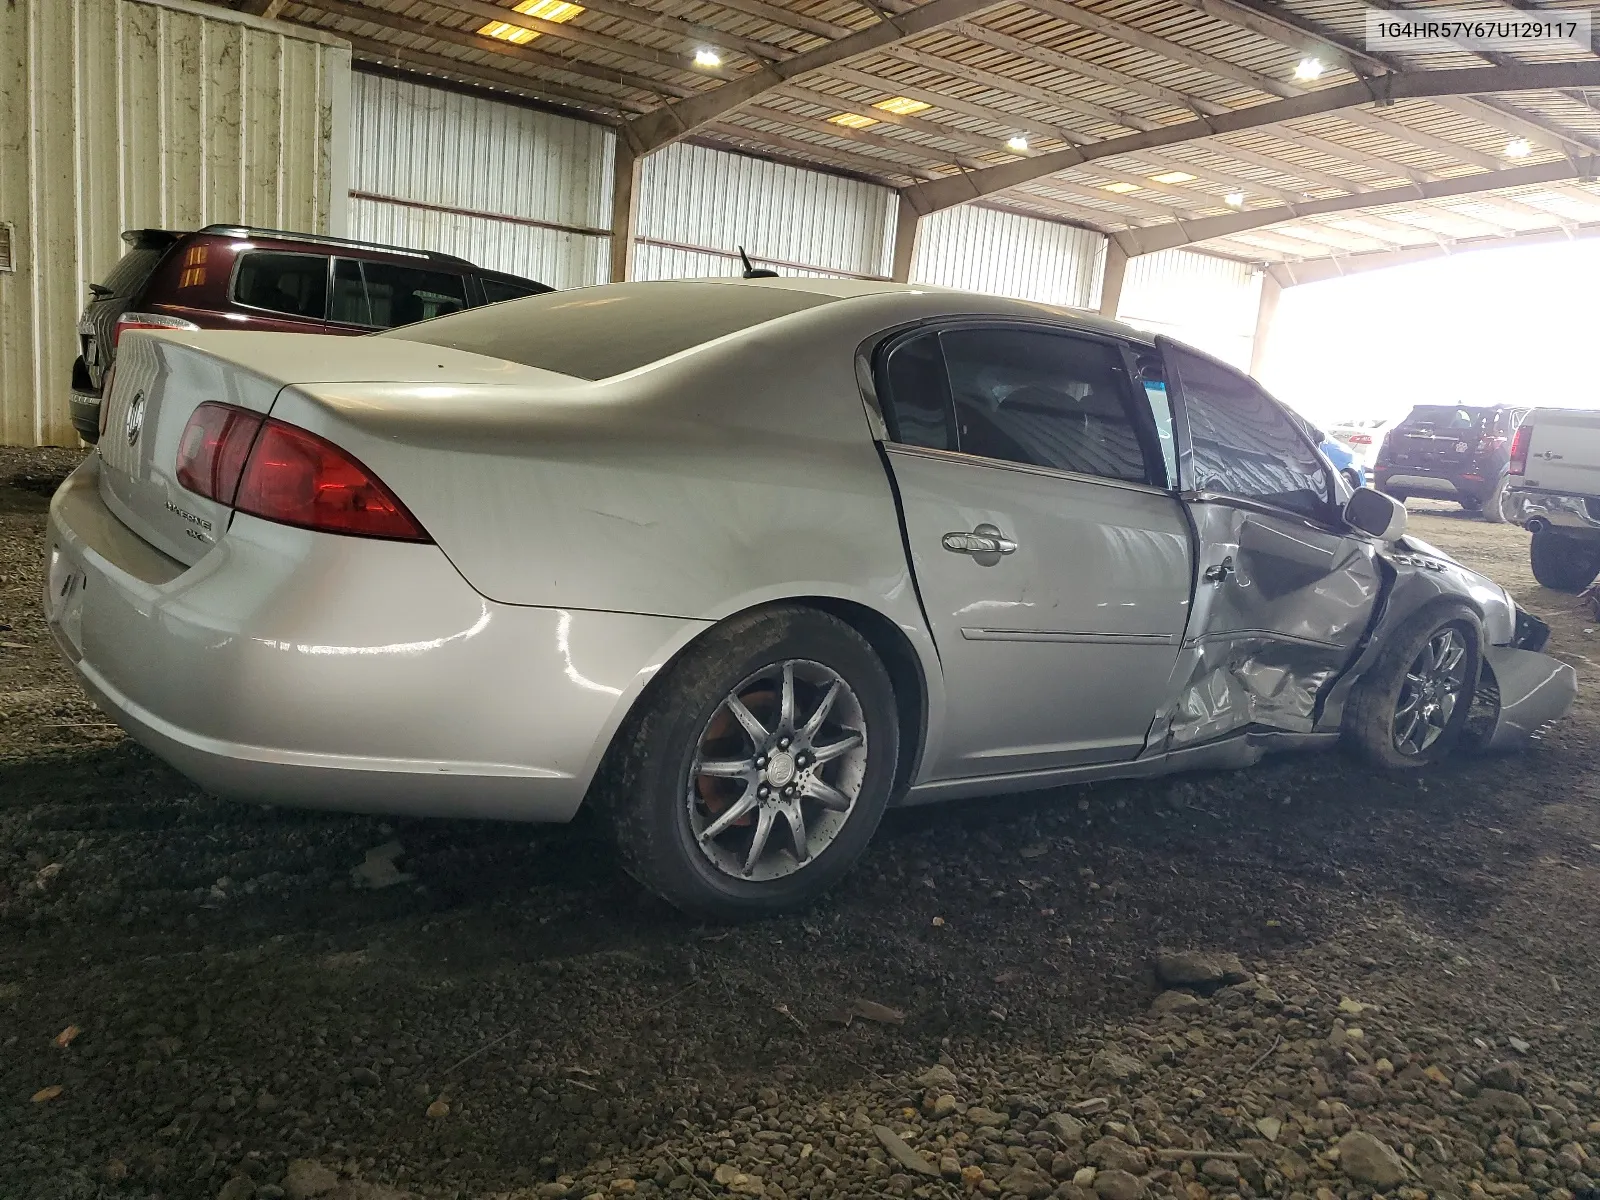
[196, 224, 475, 266]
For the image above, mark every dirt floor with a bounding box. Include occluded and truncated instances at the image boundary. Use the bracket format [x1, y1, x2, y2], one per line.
[3, 447, 1599, 1200]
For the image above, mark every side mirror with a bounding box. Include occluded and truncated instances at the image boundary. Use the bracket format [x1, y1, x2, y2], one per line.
[1344, 487, 1407, 542]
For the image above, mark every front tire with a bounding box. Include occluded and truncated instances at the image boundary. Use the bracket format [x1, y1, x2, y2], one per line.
[1341, 467, 1362, 491]
[1345, 603, 1481, 770]
[1530, 528, 1600, 592]
[602, 605, 899, 919]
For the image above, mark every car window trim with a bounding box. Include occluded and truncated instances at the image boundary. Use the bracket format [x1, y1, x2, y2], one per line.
[228, 249, 333, 322]
[870, 317, 1168, 489]
[882, 440, 1178, 499]
[1155, 334, 1341, 528]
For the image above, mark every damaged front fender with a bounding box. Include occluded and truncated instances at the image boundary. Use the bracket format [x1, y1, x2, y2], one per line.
[1476, 644, 1576, 751]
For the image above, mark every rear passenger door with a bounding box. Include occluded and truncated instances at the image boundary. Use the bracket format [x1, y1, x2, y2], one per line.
[877, 323, 1193, 781]
[1154, 338, 1383, 749]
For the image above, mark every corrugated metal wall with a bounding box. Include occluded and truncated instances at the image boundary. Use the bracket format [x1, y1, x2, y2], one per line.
[1116, 249, 1264, 370]
[348, 73, 612, 290]
[911, 206, 1107, 309]
[0, 0, 350, 445]
[633, 142, 898, 280]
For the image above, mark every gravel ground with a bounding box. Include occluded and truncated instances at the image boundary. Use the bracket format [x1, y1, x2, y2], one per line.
[3, 447, 1599, 1200]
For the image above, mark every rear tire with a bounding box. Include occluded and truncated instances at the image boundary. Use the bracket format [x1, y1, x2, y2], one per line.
[1530, 528, 1600, 592]
[601, 605, 899, 919]
[1479, 476, 1511, 524]
[1345, 602, 1481, 770]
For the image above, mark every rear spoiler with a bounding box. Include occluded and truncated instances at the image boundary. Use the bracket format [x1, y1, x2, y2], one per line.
[120, 228, 184, 249]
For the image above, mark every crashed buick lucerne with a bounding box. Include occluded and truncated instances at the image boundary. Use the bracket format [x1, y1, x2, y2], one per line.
[44, 278, 1575, 918]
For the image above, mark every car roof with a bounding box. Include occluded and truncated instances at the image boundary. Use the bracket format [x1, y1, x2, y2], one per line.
[694, 275, 1154, 345]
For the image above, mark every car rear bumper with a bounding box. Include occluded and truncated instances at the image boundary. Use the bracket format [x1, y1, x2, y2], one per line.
[70, 391, 101, 443]
[1375, 471, 1493, 502]
[44, 457, 708, 822]
[1507, 487, 1600, 534]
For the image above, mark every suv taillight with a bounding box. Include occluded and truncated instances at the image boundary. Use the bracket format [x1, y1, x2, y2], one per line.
[175, 403, 430, 542]
[113, 311, 200, 347]
[1509, 425, 1531, 476]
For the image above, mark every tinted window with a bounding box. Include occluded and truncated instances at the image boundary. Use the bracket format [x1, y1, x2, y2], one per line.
[361, 261, 467, 327]
[1165, 345, 1330, 517]
[328, 259, 470, 328]
[880, 332, 954, 451]
[385, 282, 835, 380]
[939, 328, 1150, 483]
[234, 252, 329, 319]
[1399, 405, 1485, 433]
[101, 245, 167, 297]
[481, 276, 544, 304]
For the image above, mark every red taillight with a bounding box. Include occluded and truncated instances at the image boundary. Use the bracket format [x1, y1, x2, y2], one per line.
[1509, 426, 1531, 476]
[176, 405, 430, 542]
[113, 311, 200, 347]
[1347, 433, 1372, 445]
[176, 402, 265, 503]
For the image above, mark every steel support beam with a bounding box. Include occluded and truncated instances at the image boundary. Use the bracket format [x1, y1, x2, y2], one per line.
[1098, 241, 1128, 317]
[1249, 271, 1280, 377]
[610, 142, 641, 283]
[1111, 157, 1586, 256]
[891, 193, 922, 282]
[900, 62, 1600, 215]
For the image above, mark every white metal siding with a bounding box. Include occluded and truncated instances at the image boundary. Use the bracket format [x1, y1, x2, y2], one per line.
[910, 206, 1107, 309]
[1116, 250, 1264, 370]
[0, 0, 349, 446]
[347, 73, 612, 289]
[634, 142, 897, 280]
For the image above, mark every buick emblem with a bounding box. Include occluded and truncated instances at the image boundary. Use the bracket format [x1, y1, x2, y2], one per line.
[125, 392, 146, 446]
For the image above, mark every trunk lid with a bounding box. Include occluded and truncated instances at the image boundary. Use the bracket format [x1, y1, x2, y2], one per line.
[95, 329, 555, 565]
[1518, 408, 1600, 496]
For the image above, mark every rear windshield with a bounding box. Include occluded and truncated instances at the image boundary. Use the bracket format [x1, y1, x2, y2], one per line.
[1398, 406, 1490, 432]
[381, 282, 834, 380]
[101, 245, 168, 297]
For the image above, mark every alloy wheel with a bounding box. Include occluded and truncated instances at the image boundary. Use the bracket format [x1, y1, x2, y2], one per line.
[686, 660, 869, 881]
[1392, 627, 1469, 756]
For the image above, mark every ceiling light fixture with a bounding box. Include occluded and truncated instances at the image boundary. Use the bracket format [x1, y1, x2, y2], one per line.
[1151, 170, 1195, 184]
[1294, 56, 1325, 81]
[1505, 137, 1532, 158]
[874, 96, 932, 116]
[1103, 181, 1141, 194]
[829, 112, 878, 129]
[693, 48, 722, 68]
[1006, 135, 1029, 152]
[1225, 192, 1246, 207]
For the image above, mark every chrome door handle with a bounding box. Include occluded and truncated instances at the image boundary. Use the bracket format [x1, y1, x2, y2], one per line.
[1203, 555, 1235, 584]
[942, 525, 1018, 556]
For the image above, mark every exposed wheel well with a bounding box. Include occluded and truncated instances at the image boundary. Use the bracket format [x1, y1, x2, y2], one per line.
[797, 596, 929, 800]
[585, 598, 930, 815]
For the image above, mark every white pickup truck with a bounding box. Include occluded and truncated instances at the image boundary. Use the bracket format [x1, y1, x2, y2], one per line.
[1508, 407, 1600, 591]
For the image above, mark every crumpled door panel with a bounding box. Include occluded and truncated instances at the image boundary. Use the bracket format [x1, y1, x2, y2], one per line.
[1157, 504, 1383, 750]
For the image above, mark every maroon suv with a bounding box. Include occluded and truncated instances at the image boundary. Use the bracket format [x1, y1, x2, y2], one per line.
[71, 224, 552, 442]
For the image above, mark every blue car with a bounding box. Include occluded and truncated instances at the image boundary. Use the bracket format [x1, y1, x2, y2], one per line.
[1320, 435, 1366, 490]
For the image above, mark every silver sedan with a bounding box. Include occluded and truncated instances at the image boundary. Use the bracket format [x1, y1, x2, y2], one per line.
[44, 278, 1575, 917]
